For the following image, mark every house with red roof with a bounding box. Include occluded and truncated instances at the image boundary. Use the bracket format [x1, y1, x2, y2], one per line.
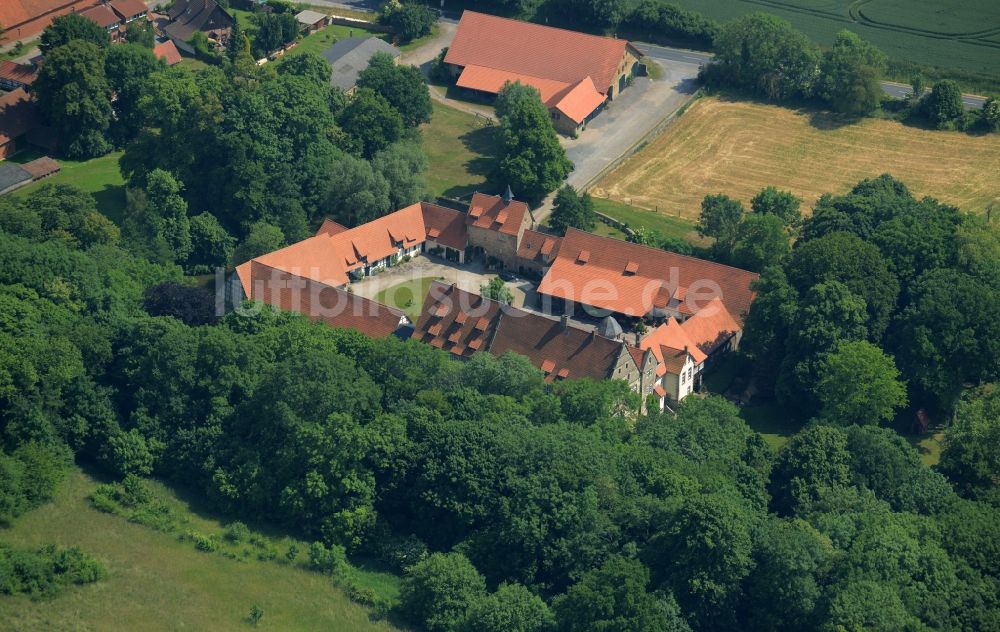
[153, 40, 182, 66]
[443, 11, 642, 135]
[80, 3, 124, 42]
[0, 0, 100, 43]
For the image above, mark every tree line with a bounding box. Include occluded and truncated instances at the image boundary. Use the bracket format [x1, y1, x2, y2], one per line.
[1, 175, 999, 630]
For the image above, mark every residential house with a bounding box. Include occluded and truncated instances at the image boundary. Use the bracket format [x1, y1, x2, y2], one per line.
[443, 11, 643, 135]
[165, 0, 234, 54]
[80, 3, 124, 43]
[412, 281, 656, 397]
[466, 189, 533, 269]
[0, 61, 37, 92]
[320, 37, 400, 94]
[108, 0, 147, 25]
[0, 0, 99, 43]
[515, 228, 561, 278]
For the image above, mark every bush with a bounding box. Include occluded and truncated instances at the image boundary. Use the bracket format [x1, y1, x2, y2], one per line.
[400, 552, 486, 632]
[0, 543, 106, 597]
[386, 3, 435, 43]
[430, 47, 452, 84]
[191, 531, 221, 552]
[307, 541, 347, 576]
[225, 521, 250, 543]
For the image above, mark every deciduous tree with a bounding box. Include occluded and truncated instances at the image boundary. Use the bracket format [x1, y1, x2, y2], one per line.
[815, 341, 906, 426]
[357, 52, 432, 127]
[549, 185, 596, 236]
[39, 13, 109, 54]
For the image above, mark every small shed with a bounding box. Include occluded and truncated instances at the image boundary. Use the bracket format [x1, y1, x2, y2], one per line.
[295, 9, 329, 33]
[0, 162, 32, 194]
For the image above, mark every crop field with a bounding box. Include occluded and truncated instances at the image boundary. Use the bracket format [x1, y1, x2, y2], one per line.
[595, 96, 1000, 220]
[666, 0, 1000, 82]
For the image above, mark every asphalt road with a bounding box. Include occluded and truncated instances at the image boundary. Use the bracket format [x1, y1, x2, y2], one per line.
[634, 42, 986, 110]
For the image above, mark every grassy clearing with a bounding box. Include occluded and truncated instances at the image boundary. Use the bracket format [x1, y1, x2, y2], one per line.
[590, 196, 701, 243]
[741, 402, 800, 452]
[596, 96, 1000, 220]
[0, 468, 400, 631]
[398, 24, 441, 53]
[908, 431, 945, 467]
[11, 150, 127, 224]
[375, 276, 437, 320]
[420, 101, 499, 198]
[286, 23, 383, 59]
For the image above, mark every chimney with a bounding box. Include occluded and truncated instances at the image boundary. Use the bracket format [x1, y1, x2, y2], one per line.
[560, 314, 569, 330]
[635, 332, 641, 346]
[502, 184, 513, 205]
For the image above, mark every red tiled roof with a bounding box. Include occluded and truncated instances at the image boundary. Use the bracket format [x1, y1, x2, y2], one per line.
[316, 217, 349, 236]
[641, 317, 706, 369]
[468, 192, 529, 237]
[0, 1, 88, 32]
[237, 202, 456, 293]
[678, 297, 741, 357]
[109, 0, 147, 19]
[421, 202, 468, 250]
[0, 61, 37, 86]
[538, 228, 758, 321]
[516, 229, 561, 264]
[444, 11, 636, 94]
[153, 40, 182, 66]
[247, 262, 405, 338]
[550, 76, 606, 124]
[456, 64, 570, 104]
[80, 3, 120, 27]
[0, 88, 37, 145]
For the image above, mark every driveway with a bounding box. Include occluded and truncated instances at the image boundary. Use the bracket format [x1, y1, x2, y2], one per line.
[533, 58, 701, 222]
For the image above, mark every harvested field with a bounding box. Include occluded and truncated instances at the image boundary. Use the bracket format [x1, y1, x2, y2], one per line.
[594, 96, 1000, 220]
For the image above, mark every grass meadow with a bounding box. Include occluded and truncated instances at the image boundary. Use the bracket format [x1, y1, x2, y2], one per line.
[10, 150, 127, 224]
[420, 101, 499, 199]
[0, 469, 401, 631]
[595, 96, 1000, 221]
[375, 276, 438, 319]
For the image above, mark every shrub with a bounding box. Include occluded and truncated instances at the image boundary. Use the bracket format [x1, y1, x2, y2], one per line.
[0, 543, 106, 597]
[307, 541, 347, 576]
[225, 521, 250, 543]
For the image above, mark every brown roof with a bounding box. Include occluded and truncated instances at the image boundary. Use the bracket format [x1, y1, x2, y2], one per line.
[412, 281, 642, 382]
[247, 262, 405, 338]
[81, 3, 121, 28]
[411, 281, 502, 359]
[444, 11, 637, 94]
[19, 156, 60, 179]
[0, 61, 37, 87]
[109, 0, 147, 19]
[468, 192, 530, 237]
[516, 228, 561, 265]
[537, 228, 758, 321]
[166, 0, 233, 42]
[0, 88, 37, 145]
[0, 0, 83, 32]
[153, 40, 182, 66]
[422, 202, 469, 250]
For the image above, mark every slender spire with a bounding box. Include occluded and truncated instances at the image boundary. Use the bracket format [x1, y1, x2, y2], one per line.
[502, 184, 513, 204]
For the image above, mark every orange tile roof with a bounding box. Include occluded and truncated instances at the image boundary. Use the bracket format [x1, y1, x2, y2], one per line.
[153, 40, 182, 66]
[0, 61, 37, 86]
[247, 262, 405, 338]
[81, 3, 120, 28]
[456, 64, 570, 104]
[0, 1, 86, 32]
[316, 217, 349, 236]
[237, 202, 465, 294]
[421, 202, 468, 249]
[467, 192, 530, 237]
[550, 76, 606, 124]
[444, 11, 637, 94]
[538, 228, 758, 321]
[679, 297, 741, 357]
[641, 317, 706, 371]
[517, 229, 561, 264]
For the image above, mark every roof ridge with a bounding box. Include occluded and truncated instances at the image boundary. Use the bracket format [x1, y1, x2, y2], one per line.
[461, 10, 628, 45]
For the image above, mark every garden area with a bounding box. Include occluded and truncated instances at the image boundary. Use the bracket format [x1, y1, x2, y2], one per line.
[374, 276, 438, 320]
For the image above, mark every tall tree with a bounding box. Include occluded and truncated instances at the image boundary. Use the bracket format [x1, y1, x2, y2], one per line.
[922, 80, 964, 129]
[373, 142, 430, 210]
[39, 13, 110, 54]
[496, 83, 573, 204]
[938, 384, 1000, 501]
[462, 583, 556, 632]
[337, 88, 404, 159]
[400, 552, 486, 632]
[697, 194, 744, 259]
[324, 154, 392, 226]
[104, 44, 165, 146]
[815, 340, 906, 426]
[819, 30, 887, 116]
[125, 20, 155, 48]
[357, 52, 432, 128]
[731, 213, 790, 272]
[750, 186, 800, 227]
[549, 185, 596, 236]
[32, 41, 113, 159]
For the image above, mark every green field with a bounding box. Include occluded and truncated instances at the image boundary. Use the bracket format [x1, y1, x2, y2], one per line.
[0, 469, 400, 631]
[285, 23, 384, 59]
[11, 151, 127, 224]
[664, 0, 1000, 90]
[375, 276, 438, 319]
[420, 101, 498, 198]
[590, 197, 702, 244]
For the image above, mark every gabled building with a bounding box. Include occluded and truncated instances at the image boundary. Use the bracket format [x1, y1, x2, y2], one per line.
[242, 260, 410, 338]
[412, 281, 656, 396]
[153, 40, 183, 66]
[444, 11, 642, 135]
[165, 0, 234, 53]
[80, 3, 123, 42]
[0, 0, 99, 43]
[320, 37, 400, 94]
[466, 190, 533, 269]
[109, 0, 147, 25]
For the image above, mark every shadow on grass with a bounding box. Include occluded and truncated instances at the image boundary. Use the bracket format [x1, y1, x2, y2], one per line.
[440, 125, 498, 199]
[93, 184, 126, 225]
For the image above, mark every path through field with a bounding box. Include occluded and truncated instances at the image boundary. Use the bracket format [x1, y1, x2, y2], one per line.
[595, 97, 1000, 219]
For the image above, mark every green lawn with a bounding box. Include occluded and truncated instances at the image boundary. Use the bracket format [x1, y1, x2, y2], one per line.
[11, 151, 127, 224]
[398, 24, 440, 53]
[740, 402, 800, 452]
[0, 468, 400, 631]
[590, 197, 702, 244]
[420, 101, 498, 198]
[286, 23, 382, 59]
[375, 276, 438, 320]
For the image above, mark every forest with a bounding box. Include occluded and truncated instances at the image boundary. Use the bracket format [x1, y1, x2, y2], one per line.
[1, 173, 999, 629]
